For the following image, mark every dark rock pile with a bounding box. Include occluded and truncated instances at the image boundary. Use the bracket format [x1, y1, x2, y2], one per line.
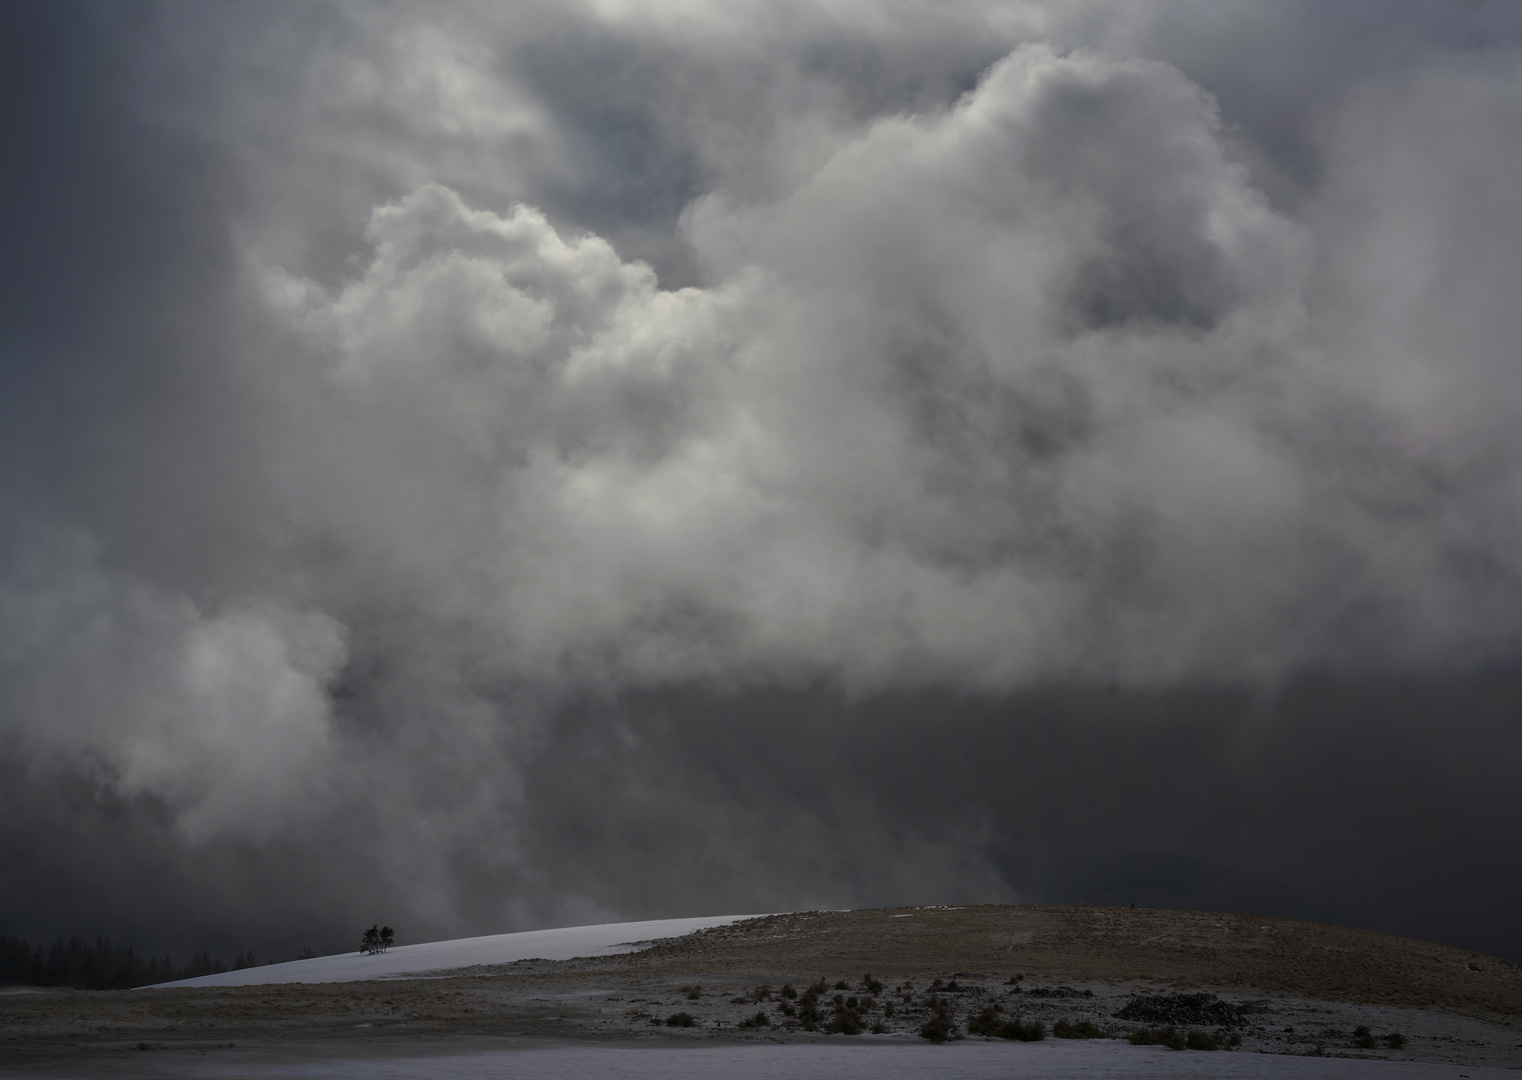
[1018, 985, 1094, 999]
[1114, 992, 1258, 1027]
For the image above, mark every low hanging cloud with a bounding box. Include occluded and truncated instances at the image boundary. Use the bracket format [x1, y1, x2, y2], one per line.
[0, 528, 345, 842]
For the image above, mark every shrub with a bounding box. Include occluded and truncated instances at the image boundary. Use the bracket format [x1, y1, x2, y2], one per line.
[834, 979, 850, 991]
[1053, 1019, 1104, 1039]
[918, 993, 959, 1043]
[1352, 1026, 1376, 1049]
[863, 974, 884, 995]
[828, 1011, 863, 1035]
[1384, 1032, 1406, 1049]
[1130, 1026, 1186, 1050]
[1185, 1029, 1222, 1051]
[966, 1005, 1002, 1036]
[779, 984, 797, 999]
[919, 1012, 957, 1043]
[685, 985, 703, 1001]
[739, 1010, 770, 1029]
[665, 1012, 696, 1028]
[797, 987, 821, 1030]
[826, 992, 868, 1035]
[969, 1006, 1044, 1042]
[1004, 1019, 1046, 1042]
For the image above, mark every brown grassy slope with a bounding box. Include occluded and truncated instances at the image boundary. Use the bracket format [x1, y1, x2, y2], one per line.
[0, 976, 625, 1065]
[613, 905, 1522, 1025]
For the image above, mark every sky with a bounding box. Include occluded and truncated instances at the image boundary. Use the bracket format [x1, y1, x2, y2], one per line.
[2, 0, 1521, 964]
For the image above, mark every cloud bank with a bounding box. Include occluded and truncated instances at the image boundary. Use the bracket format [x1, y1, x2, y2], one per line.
[2, 0, 1521, 960]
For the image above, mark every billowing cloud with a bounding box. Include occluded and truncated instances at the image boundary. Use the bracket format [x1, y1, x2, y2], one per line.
[266, 45, 1521, 697]
[0, 527, 344, 842]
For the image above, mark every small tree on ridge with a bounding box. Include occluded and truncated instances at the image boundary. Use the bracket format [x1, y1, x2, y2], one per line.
[360, 925, 395, 955]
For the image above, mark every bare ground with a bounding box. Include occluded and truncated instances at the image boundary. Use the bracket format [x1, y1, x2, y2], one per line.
[3, 905, 1519, 1072]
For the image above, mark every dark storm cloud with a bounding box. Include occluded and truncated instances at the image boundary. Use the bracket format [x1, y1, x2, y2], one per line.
[2, 0, 1521, 964]
[521, 674, 1522, 960]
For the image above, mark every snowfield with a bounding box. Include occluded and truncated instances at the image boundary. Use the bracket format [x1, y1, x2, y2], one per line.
[144, 915, 765, 988]
[5, 1039, 1516, 1079]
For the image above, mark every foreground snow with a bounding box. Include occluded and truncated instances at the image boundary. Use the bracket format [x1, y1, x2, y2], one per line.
[7, 1039, 1514, 1079]
[144, 915, 764, 988]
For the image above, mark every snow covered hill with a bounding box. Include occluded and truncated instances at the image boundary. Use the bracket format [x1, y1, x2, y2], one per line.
[143, 914, 764, 988]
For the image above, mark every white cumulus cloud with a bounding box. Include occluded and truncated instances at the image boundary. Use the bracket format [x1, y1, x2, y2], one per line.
[265, 45, 1522, 697]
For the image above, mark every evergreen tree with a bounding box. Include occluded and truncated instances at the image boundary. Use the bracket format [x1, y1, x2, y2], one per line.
[360, 925, 396, 955]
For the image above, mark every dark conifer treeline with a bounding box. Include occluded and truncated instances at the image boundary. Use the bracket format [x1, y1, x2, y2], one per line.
[0, 935, 235, 989]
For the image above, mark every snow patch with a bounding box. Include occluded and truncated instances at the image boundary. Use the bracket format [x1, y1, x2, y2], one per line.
[143, 914, 765, 988]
